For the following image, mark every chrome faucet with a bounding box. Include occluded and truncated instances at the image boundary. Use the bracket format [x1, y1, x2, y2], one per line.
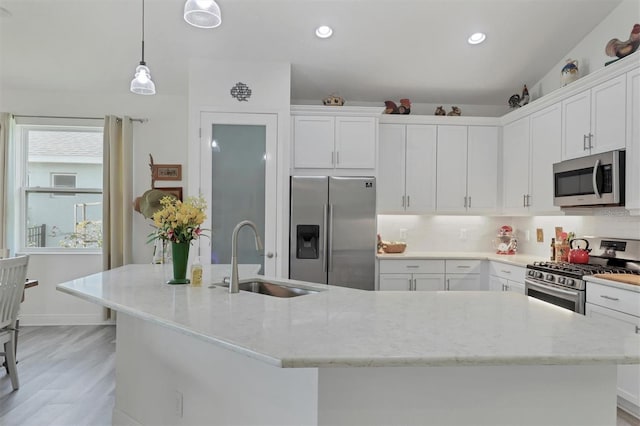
[229, 220, 263, 293]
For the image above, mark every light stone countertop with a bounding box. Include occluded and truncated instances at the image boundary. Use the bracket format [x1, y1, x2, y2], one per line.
[584, 275, 640, 293]
[57, 264, 640, 369]
[377, 251, 546, 267]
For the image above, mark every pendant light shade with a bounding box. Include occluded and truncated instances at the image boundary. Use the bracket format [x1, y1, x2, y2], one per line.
[184, 0, 221, 29]
[131, 0, 156, 95]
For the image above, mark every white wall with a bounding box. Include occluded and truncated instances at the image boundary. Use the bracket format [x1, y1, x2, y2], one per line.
[530, 0, 640, 100]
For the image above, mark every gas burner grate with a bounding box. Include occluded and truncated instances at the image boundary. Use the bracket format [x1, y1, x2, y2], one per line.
[531, 261, 640, 275]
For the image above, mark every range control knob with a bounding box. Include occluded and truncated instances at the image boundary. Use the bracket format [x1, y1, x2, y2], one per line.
[535, 272, 544, 279]
[546, 274, 555, 282]
[558, 277, 566, 284]
[566, 279, 575, 287]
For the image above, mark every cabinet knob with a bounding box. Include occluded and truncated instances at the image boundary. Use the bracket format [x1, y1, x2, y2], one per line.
[266, 252, 274, 259]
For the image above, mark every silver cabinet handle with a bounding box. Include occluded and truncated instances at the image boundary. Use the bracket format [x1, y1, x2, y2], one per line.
[409, 278, 414, 291]
[592, 158, 602, 199]
[583, 134, 589, 150]
[331, 151, 335, 165]
[502, 284, 507, 291]
[523, 194, 526, 207]
[501, 270, 511, 274]
[526, 194, 531, 207]
[402, 195, 405, 208]
[412, 278, 416, 291]
[588, 133, 593, 149]
[266, 252, 274, 258]
[636, 326, 640, 334]
[600, 294, 619, 301]
[407, 195, 410, 207]
[456, 265, 471, 269]
[446, 279, 450, 291]
[406, 265, 420, 268]
[336, 151, 340, 165]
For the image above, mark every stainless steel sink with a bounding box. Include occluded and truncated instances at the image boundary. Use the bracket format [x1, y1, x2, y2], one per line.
[212, 278, 322, 298]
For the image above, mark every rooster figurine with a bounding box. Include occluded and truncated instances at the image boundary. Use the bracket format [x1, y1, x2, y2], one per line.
[606, 23, 640, 59]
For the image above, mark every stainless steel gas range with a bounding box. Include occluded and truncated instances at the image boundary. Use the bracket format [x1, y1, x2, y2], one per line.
[525, 237, 640, 314]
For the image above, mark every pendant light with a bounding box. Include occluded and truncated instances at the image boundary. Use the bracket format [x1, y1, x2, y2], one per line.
[130, 0, 156, 95]
[184, 0, 222, 29]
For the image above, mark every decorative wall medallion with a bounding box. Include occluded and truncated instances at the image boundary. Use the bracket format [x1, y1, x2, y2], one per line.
[230, 82, 252, 102]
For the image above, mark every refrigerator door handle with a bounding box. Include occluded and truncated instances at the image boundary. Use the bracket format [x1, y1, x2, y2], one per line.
[322, 204, 328, 273]
[327, 204, 334, 272]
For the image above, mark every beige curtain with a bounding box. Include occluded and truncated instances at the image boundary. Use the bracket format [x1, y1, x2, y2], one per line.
[0, 113, 14, 249]
[102, 115, 133, 270]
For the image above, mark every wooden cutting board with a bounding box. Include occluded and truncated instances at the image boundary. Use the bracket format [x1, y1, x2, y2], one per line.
[593, 274, 640, 286]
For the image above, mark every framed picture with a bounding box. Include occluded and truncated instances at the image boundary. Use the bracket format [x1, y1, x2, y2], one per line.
[152, 164, 182, 181]
[158, 187, 183, 201]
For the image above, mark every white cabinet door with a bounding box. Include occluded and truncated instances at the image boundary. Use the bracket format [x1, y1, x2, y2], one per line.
[562, 90, 591, 160]
[436, 125, 468, 213]
[378, 124, 406, 212]
[591, 74, 626, 155]
[405, 125, 437, 213]
[529, 103, 561, 213]
[335, 116, 376, 169]
[379, 274, 411, 291]
[467, 126, 499, 212]
[293, 116, 335, 168]
[489, 275, 507, 291]
[627, 67, 640, 211]
[586, 303, 640, 409]
[414, 274, 446, 291]
[505, 281, 525, 294]
[502, 117, 530, 212]
[446, 274, 482, 291]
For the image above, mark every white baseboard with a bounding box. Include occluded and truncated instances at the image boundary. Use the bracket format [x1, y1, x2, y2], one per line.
[112, 408, 142, 426]
[18, 313, 114, 326]
[618, 396, 640, 420]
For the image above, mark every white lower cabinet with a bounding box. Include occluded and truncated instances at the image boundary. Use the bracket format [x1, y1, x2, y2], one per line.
[586, 282, 640, 416]
[378, 259, 486, 291]
[488, 262, 526, 294]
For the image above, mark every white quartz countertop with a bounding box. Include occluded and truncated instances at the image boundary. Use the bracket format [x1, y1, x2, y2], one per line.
[377, 251, 545, 267]
[57, 264, 640, 369]
[584, 275, 640, 293]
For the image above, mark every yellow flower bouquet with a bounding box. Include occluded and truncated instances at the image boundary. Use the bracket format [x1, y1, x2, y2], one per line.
[148, 196, 208, 244]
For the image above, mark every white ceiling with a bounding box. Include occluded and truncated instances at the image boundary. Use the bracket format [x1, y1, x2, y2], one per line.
[0, 0, 623, 106]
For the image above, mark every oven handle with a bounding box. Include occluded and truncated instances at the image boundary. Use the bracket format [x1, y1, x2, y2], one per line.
[525, 279, 580, 299]
[592, 158, 602, 199]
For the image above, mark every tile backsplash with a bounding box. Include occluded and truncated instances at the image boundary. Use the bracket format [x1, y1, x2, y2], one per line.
[377, 214, 640, 257]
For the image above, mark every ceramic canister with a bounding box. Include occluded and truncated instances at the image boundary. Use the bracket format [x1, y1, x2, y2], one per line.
[561, 59, 579, 87]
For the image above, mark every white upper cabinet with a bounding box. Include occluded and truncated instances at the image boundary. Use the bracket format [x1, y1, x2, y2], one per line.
[502, 104, 561, 214]
[626, 67, 640, 213]
[562, 74, 626, 160]
[436, 125, 498, 213]
[437, 125, 468, 213]
[378, 124, 437, 213]
[529, 103, 562, 213]
[291, 106, 380, 170]
[502, 117, 531, 213]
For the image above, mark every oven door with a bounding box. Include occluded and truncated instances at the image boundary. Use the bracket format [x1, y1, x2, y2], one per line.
[525, 279, 585, 314]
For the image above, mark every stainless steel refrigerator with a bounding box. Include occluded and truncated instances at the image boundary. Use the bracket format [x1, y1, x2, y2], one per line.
[289, 176, 376, 290]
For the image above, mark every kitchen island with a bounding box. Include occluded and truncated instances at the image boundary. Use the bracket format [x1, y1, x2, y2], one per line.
[57, 264, 640, 426]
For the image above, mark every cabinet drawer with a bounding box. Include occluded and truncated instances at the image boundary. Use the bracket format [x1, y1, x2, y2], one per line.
[489, 262, 525, 283]
[379, 259, 445, 274]
[445, 259, 482, 274]
[587, 282, 640, 317]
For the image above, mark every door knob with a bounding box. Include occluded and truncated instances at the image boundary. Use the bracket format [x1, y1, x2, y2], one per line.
[266, 252, 274, 258]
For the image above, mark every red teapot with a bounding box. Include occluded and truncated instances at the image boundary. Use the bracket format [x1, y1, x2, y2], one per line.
[568, 238, 590, 264]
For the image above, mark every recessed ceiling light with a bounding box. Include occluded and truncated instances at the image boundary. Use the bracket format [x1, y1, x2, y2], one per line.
[315, 25, 333, 39]
[468, 32, 486, 45]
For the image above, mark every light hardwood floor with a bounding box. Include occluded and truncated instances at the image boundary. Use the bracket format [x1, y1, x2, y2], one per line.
[1, 325, 639, 426]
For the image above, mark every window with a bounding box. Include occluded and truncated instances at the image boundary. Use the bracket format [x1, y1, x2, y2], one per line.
[15, 121, 103, 250]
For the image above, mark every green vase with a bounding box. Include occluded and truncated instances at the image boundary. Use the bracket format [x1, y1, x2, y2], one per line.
[168, 241, 190, 284]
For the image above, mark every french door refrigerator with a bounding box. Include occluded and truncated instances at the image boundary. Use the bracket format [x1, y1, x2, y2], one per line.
[289, 176, 376, 290]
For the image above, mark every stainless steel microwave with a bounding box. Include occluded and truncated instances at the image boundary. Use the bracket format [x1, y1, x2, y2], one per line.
[553, 150, 625, 207]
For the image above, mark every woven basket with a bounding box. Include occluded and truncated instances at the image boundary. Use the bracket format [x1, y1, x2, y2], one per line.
[383, 242, 407, 254]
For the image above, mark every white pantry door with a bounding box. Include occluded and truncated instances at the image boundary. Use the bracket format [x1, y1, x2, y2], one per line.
[199, 112, 278, 276]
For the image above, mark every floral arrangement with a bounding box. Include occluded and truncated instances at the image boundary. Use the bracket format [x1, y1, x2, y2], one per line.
[148, 196, 208, 244]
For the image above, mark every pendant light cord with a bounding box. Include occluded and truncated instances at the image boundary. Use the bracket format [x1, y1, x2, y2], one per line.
[140, 0, 146, 65]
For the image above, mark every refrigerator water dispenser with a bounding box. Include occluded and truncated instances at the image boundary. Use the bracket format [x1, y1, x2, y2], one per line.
[296, 225, 319, 259]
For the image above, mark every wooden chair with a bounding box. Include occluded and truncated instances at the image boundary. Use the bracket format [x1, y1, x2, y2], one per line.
[0, 255, 29, 390]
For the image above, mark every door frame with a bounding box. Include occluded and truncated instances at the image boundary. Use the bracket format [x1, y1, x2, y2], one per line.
[193, 111, 279, 276]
